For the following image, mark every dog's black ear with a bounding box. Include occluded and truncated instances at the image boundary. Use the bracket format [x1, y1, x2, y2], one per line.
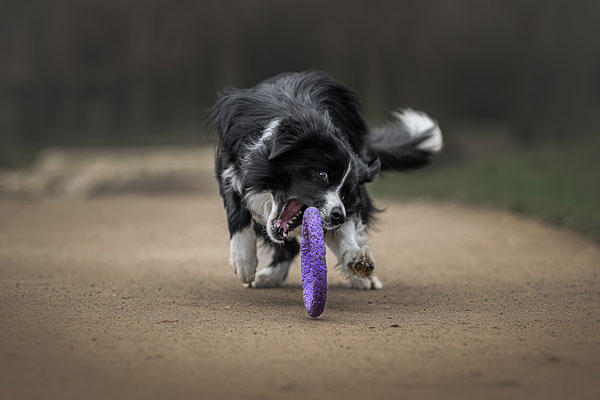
[361, 157, 381, 183]
[268, 119, 302, 160]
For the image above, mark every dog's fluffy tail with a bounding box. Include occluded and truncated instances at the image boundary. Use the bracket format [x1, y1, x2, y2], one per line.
[368, 109, 443, 171]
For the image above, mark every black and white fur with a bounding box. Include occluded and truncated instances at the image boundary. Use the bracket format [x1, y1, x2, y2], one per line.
[209, 71, 442, 289]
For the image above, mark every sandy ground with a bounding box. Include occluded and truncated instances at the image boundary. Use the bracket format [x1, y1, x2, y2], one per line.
[1, 183, 599, 399]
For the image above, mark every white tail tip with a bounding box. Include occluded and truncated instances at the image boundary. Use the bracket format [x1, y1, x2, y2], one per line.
[393, 109, 443, 153]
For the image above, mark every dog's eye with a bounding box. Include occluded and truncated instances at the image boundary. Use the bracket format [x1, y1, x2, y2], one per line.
[318, 171, 328, 181]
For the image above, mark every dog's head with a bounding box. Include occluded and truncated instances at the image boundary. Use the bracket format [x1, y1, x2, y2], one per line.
[244, 113, 380, 243]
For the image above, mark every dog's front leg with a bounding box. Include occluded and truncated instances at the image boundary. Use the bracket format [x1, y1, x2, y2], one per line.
[229, 225, 258, 284]
[224, 191, 258, 284]
[325, 217, 383, 290]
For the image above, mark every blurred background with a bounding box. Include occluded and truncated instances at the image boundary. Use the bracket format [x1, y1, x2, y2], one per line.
[1, 0, 599, 239]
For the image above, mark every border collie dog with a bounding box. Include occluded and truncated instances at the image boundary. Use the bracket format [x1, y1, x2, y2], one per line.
[209, 71, 442, 289]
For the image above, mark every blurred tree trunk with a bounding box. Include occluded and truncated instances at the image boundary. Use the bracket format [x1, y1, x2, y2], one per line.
[128, 9, 150, 134]
[216, 2, 240, 87]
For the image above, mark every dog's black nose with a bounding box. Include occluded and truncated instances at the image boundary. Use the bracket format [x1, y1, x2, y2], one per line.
[331, 207, 345, 225]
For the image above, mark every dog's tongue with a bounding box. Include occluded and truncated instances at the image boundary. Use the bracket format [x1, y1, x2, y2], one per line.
[281, 199, 305, 223]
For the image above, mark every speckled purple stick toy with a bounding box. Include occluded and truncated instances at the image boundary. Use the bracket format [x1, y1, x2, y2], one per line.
[301, 207, 327, 318]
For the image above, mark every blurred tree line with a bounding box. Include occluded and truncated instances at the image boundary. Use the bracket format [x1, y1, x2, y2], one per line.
[1, 0, 599, 161]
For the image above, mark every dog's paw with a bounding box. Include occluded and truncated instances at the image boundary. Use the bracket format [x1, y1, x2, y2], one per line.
[229, 229, 258, 284]
[229, 251, 257, 284]
[344, 247, 375, 277]
[348, 275, 383, 290]
[250, 262, 290, 288]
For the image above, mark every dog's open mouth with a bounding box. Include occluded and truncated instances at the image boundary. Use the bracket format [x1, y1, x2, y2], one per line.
[271, 199, 308, 241]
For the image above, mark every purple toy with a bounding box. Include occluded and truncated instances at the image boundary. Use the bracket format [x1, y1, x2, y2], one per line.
[301, 207, 327, 318]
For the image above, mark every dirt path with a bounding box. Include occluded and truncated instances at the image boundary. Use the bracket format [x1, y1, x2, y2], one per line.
[1, 188, 599, 399]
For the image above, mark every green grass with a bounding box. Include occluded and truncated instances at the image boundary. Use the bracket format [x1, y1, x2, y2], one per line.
[370, 138, 600, 242]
